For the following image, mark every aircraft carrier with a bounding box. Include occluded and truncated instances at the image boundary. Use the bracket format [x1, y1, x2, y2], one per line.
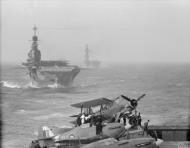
[22, 26, 80, 86]
[84, 45, 101, 69]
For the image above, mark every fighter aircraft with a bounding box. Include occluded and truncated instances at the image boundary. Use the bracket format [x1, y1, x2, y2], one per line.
[70, 94, 146, 122]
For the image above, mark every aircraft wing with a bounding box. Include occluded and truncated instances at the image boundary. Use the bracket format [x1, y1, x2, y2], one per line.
[70, 98, 113, 108]
[54, 135, 110, 144]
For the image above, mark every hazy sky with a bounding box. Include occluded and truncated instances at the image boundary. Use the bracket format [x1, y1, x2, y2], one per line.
[1, 0, 190, 64]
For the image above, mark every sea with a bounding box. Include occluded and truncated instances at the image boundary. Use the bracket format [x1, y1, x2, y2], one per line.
[1, 63, 190, 148]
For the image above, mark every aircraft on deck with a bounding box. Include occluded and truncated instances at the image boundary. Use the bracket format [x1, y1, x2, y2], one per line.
[30, 123, 162, 148]
[29, 94, 164, 148]
[82, 137, 158, 148]
[70, 94, 146, 122]
[30, 122, 127, 148]
[29, 122, 162, 148]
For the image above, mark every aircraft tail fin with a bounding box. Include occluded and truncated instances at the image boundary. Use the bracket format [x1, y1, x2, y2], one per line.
[38, 126, 55, 140]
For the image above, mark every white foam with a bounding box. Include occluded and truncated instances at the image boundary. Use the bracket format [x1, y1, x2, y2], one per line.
[33, 113, 65, 120]
[24, 82, 40, 88]
[1, 81, 21, 88]
[15, 109, 27, 114]
[1, 80, 66, 89]
[47, 82, 61, 88]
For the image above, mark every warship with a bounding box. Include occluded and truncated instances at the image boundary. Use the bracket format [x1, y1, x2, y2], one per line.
[22, 26, 80, 86]
[84, 45, 101, 69]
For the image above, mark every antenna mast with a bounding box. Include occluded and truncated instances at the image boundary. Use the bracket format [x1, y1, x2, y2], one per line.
[85, 45, 90, 67]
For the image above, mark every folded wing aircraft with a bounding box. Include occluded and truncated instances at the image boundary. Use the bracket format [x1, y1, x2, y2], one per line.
[70, 94, 146, 122]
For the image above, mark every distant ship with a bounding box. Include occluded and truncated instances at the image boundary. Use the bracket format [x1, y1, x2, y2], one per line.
[22, 26, 80, 86]
[84, 45, 101, 69]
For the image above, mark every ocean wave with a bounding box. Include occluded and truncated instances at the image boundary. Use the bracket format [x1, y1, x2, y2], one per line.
[15, 109, 27, 114]
[77, 82, 98, 88]
[32, 113, 66, 121]
[47, 82, 64, 88]
[15, 109, 42, 115]
[23, 82, 41, 88]
[77, 79, 126, 88]
[24, 82, 70, 89]
[1, 81, 21, 88]
[1, 81, 40, 89]
[1, 80, 66, 89]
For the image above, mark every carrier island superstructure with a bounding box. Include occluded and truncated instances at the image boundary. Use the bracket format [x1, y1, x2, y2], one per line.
[22, 26, 80, 86]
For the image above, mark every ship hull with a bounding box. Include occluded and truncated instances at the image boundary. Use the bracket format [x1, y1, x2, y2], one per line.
[40, 67, 80, 86]
[29, 67, 80, 86]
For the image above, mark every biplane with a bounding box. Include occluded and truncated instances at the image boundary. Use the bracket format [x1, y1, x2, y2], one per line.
[70, 94, 146, 123]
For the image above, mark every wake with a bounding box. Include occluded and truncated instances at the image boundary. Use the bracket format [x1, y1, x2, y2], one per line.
[1, 81, 63, 89]
[1, 81, 21, 88]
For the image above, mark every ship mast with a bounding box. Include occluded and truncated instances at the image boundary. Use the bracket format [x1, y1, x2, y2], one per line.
[32, 25, 38, 43]
[33, 26, 37, 36]
[85, 45, 90, 67]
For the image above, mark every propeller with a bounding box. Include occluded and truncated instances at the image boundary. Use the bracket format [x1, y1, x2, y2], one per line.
[120, 95, 131, 102]
[121, 94, 146, 108]
[137, 94, 146, 101]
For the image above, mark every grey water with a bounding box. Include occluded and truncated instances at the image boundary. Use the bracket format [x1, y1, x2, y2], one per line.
[1, 63, 190, 148]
